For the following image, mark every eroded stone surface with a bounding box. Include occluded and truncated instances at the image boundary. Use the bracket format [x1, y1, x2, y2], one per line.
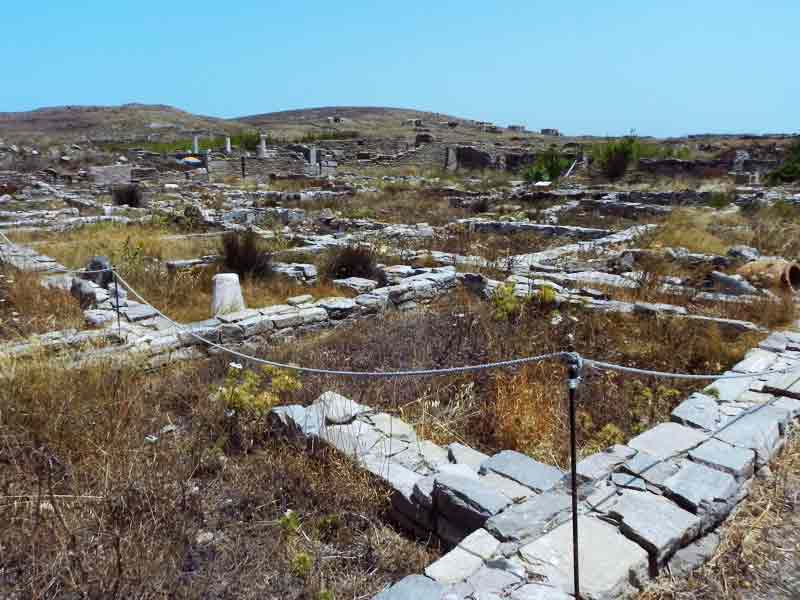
[628, 423, 708, 460]
[480, 450, 563, 493]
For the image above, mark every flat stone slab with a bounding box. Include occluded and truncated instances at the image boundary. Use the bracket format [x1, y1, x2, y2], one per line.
[688, 438, 755, 479]
[713, 406, 783, 466]
[485, 490, 572, 542]
[465, 565, 523, 596]
[448, 442, 490, 472]
[313, 391, 370, 424]
[731, 348, 778, 374]
[510, 583, 572, 599]
[519, 516, 649, 599]
[363, 412, 417, 441]
[576, 444, 636, 482]
[663, 460, 739, 519]
[671, 393, 724, 432]
[762, 369, 800, 400]
[704, 372, 758, 402]
[373, 575, 445, 600]
[318, 420, 383, 457]
[601, 489, 702, 565]
[480, 450, 563, 493]
[123, 303, 159, 322]
[434, 473, 511, 531]
[627, 423, 708, 460]
[480, 472, 536, 502]
[458, 528, 501, 560]
[424, 546, 483, 584]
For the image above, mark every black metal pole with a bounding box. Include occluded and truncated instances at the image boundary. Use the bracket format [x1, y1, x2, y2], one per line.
[113, 271, 121, 337]
[241, 155, 246, 179]
[568, 357, 581, 599]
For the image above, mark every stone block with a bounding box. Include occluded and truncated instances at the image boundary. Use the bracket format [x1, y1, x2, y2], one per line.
[216, 308, 259, 323]
[601, 489, 702, 566]
[688, 438, 755, 479]
[238, 314, 274, 337]
[433, 473, 511, 532]
[731, 348, 778, 374]
[575, 445, 636, 481]
[287, 294, 313, 306]
[424, 547, 483, 584]
[373, 575, 445, 600]
[704, 372, 758, 402]
[364, 413, 416, 441]
[485, 490, 572, 542]
[519, 516, 649, 600]
[713, 406, 783, 466]
[510, 583, 572, 600]
[297, 306, 328, 324]
[269, 404, 323, 437]
[465, 565, 523, 597]
[663, 460, 739, 521]
[667, 531, 720, 577]
[671, 393, 724, 431]
[480, 450, 563, 493]
[627, 423, 708, 460]
[480, 472, 536, 502]
[318, 420, 383, 457]
[458, 528, 501, 560]
[313, 391, 370, 424]
[448, 442, 490, 472]
[271, 311, 304, 329]
[315, 297, 357, 319]
[763, 369, 800, 400]
[418, 440, 450, 469]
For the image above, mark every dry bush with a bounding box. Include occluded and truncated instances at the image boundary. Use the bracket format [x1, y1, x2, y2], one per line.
[220, 230, 274, 279]
[111, 184, 144, 208]
[643, 210, 730, 255]
[320, 245, 385, 284]
[0, 355, 438, 599]
[0, 266, 85, 340]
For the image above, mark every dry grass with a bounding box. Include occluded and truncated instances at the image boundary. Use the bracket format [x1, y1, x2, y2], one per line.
[638, 436, 800, 600]
[644, 210, 732, 255]
[0, 355, 438, 599]
[0, 266, 86, 341]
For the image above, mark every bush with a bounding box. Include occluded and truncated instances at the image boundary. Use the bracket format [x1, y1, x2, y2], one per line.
[112, 184, 144, 207]
[220, 229, 274, 278]
[321, 245, 383, 283]
[767, 140, 800, 185]
[523, 147, 570, 183]
[592, 137, 640, 179]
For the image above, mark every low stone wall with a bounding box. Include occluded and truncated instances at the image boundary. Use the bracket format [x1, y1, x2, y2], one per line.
[269, 337, 800, 599]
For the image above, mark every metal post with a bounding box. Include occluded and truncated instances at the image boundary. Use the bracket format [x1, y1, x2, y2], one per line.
[113, 271, 121, 337]
[241, 155, 246, 179]
[567, 353, 583, 599]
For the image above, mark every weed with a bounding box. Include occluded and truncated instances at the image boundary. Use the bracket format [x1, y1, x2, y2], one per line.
[491, 283, 524, 321]
[291, 552, 314, 577]
[220, 229, 274, 279]
[320, 245, 383, 283]
[279, 509, 302, 534]
[766, 139, 800, 184]
[592, 136, 640, 179]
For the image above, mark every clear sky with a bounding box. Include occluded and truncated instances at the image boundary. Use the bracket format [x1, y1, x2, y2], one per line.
[3, 1, 798, 137]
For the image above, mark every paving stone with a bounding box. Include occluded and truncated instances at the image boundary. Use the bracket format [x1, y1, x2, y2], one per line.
[218, 323, 244, 343]
[705, 372, 759, 402]
[413, 465, 478, 510]
[271, 311, 304, 329]
[480, 472, 536, 502]
[575, 444, 636, 481]
[417, 440, 450, 468]
[465, 565, 522, 596]
[424, 546, 483, 584]
[313, 391, 370, 424]
[259, 304, 295, 316]
[713, 406, 784, 466]
[759, 332, 789, 352]
[663, 460, 739, 521]
[434, 473, 511, 532]
[441, 582, 476, 600]
[318, 421, 383, 457]
[238, 314, 274, 337]
[297, 306, 328, 324]
[689, 438, 755, 479]
[269, 404, 323, 437]
[602, 489, 702, 566]
[480, 450, 563, 493]
[610, 472, 648, 492]
[731, 348, 778, 374]
[671, 393, 724, 431]
[216, 308, 259, 323]
[773, 395, 800, 418]
[667, 531, 720, 577]
[510, 583, 572, 599]
[364, 413, 417, 441]
[448, 442, 490, 472]
[762, 369, 800, 399]
[315, 297, 357, 319]
[485, 489, 572, 542]
[373, 575, 445, 600]
[519, 516, 649, 600]
[627, 423, 708, 460]
[124, 303, 159, 322]
[458, 528, 501, 560]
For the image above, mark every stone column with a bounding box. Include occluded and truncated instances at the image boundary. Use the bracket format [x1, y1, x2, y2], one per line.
[258, 134, 267, 158]
[211, 273, 246, 315]
[224, 136, 232, 155]
[192, 135, 200, 154]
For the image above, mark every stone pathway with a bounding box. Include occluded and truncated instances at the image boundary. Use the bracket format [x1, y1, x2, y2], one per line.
[268, 331, 800, 600]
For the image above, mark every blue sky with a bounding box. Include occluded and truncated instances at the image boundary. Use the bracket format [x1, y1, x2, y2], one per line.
[3, 1, 798, 137]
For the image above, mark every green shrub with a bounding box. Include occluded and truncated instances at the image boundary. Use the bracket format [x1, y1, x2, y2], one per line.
[708, 190, 733, 209]
[291, 552, 314, 577]
[491, 283, 523, 321]
[592, 137, 640, 179]
[767, 140, 800, 185]
[220, 229, 273, 278]
[523, 147, 570, 182]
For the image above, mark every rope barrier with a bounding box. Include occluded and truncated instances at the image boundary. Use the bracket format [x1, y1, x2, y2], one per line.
[112, 268, 799, 382]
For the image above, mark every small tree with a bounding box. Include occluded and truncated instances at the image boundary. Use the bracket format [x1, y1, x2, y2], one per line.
[592, 136, 640, 179]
